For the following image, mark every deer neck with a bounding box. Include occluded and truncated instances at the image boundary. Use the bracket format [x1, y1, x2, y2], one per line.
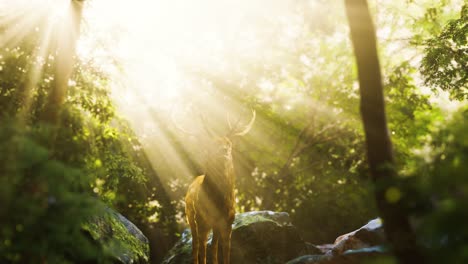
[203, 153, 235, 204]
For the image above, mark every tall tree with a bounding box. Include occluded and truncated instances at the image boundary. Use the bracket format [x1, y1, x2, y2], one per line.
[344, 1, 425, 263]
[42, 0, 84, 123]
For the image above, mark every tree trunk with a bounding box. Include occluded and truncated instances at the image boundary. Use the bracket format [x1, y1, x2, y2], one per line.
[344, 1, 424, 263]
[41, 0, 84, 123]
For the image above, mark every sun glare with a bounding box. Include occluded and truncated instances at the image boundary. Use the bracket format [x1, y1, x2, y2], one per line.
[72, 0, 307, 200]
[77, 0, 300, 109]
[1, 0, 309, 211]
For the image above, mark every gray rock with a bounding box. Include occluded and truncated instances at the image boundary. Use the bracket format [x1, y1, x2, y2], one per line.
[330, 218, 385, 255]
[286, 219, 391, 264]
[160, 229, 193, 264]
[325, 245, 389, 264]
[343, 245, 387, 255]
[286, 246, 389, 264]
[109, 208, 149, 246]
[162, 211, 314, 264]
[286, 255, 330, 264]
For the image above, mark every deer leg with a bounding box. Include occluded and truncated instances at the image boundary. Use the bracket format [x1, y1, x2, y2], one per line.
[197, 228, 209, 264]
[220, 226, 232, 264]
[190, 223, 199, 264]
[211, 230, 220, 264]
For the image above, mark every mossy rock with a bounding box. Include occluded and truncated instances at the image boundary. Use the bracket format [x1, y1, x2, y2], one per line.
[84, 207, 150, 264]
[163, 211, 315, 264]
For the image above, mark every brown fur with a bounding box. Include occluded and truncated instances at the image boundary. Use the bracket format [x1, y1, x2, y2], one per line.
[185, 110, 255, 264]
[185, 137, 235, 264]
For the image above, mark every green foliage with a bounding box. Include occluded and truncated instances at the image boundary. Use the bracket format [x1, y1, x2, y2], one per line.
[385, 62, 433, 170]
[0, 19, 168, 262]
[421, 4, 468, 100]
[1, 1, 468, 263]
[410, 106, 468, 263]
[0, 120, 108, 263]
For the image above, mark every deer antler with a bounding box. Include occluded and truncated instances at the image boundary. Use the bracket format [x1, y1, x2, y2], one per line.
[232, 109, 256, 136]
[170, 108, 199, 136]
[172, 106, 256, 140]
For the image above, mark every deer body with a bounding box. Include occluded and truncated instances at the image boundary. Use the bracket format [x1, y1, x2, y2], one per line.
[184, 110, 255, 264]
[186, 137, 235, 264]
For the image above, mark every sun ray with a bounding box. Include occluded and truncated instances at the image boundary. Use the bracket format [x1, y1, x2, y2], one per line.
[0, 4, 50, 49]
[17, 15, 56, 121]
[0, 0, 85, 124]
[2, 0, 331, 224]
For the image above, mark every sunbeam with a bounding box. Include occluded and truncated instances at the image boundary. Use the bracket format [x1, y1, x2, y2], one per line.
[3, 0, 467, 263]
[1, 0, 84, 122]
[72, 0, 311, 210]
[0, 0, 341, 232]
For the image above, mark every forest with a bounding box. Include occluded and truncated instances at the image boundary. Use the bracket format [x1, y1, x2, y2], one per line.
[0, 0, 467, 263]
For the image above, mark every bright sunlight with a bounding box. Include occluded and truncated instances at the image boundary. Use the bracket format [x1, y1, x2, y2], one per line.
[1, 0, 467, 263]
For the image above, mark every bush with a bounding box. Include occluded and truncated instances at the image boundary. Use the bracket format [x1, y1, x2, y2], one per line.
[0, 119, 109, 263]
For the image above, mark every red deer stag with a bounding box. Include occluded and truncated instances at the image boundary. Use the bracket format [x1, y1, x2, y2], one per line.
[185, 110, 256, 264]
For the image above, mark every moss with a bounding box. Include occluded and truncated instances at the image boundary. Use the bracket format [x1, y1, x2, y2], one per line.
[233, 211, 291, 229]
[234, 214, 273, 227]
[83, 208, 149, 263]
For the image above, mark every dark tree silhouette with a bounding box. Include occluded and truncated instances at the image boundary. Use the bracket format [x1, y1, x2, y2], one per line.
[344, 0, 425, 263]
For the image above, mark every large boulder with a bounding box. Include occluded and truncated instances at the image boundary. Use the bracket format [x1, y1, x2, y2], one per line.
[285, 255, 328, 264]
[286, 218, 390, 264]
[329, 218, 385, 256]
[84, 207, 150, 264]
[162, 211, 319, 264]
[286, 246, 389, 264]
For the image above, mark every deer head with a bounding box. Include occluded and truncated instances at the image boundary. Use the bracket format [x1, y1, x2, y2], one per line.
[200, 110, 256, 175]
